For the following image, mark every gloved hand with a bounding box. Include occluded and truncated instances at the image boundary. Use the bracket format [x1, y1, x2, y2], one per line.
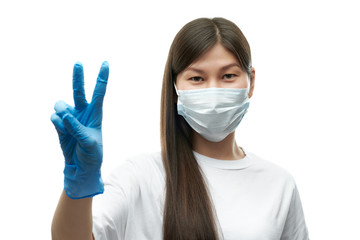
[51, 61, 109, 199]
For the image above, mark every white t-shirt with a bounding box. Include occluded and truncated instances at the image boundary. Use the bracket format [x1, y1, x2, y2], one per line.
[93, 150, 309, 240]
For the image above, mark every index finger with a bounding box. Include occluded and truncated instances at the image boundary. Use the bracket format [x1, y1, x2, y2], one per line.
[91, 61, 109, 108]
[73, 62, 88, 110]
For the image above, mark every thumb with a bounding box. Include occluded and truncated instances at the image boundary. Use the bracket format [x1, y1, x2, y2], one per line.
[62, 113, 90, 146]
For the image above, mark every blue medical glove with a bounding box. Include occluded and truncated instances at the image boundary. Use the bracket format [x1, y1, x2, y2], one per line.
[51, 61, 109, 199]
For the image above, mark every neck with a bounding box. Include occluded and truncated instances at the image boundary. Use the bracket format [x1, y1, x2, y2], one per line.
[192, 131, 245, 160]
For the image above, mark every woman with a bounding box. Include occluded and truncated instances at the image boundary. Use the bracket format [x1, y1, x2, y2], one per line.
[51, 17, 309, 240]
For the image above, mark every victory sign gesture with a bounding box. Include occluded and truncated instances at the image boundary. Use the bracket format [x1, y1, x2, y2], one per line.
[51, 61, 109, 199]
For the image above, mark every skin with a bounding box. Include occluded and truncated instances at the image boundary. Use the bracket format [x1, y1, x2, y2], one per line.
[52, 190, 94, 240]
[176, 43, 255, 160]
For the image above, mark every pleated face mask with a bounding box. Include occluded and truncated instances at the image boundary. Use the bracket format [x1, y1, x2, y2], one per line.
[175, 85, 250, 142]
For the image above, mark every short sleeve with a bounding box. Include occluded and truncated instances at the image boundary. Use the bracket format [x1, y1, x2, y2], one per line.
[280, 181, 310, 240]
[92, 159, 140, 240]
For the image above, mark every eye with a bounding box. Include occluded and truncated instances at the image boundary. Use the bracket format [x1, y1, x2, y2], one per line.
[189, 76, 204, 82]
[223, 74, 236, 80]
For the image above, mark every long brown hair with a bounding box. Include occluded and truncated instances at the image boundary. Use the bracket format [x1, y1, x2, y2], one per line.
[160, 17, 252, 240]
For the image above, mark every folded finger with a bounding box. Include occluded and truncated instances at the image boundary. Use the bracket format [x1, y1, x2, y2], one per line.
[73, 62, 88, 110]
[51, 113, 66, 136]
[62, 113, 90, 146]
[54, 100, 75, 118]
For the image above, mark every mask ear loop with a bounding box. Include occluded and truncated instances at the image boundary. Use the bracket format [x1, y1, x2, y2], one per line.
[173, 82, 179, 96]
[246, 74, 251, 98]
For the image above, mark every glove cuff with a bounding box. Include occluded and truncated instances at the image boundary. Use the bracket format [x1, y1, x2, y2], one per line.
[63, 163, 104, 199]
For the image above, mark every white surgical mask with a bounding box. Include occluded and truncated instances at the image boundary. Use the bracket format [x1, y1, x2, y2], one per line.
[175, 85, 250, 142]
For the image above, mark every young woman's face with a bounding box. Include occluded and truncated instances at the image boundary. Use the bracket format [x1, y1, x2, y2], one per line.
[176, 43, 254, 94]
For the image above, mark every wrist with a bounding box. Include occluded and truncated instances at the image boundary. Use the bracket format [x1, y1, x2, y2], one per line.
[63, 163, 104, 199]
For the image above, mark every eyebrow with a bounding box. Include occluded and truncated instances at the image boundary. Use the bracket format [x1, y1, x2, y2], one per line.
[185, 63, 242, 74]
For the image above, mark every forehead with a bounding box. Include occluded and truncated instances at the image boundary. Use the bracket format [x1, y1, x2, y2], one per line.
[188, 43, 239, 69]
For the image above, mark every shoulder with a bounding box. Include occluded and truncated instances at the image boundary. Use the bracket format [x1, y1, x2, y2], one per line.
[124, 151, 163, 171]
[108, 151, 165, 181]
[246, 151, 296, 188]
[104, 151, 165, 193]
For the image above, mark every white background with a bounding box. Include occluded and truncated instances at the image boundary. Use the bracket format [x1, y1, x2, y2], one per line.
[1, 0, 359, 239]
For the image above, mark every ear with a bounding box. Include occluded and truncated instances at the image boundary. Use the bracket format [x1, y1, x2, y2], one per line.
[248, 67, 255, 99]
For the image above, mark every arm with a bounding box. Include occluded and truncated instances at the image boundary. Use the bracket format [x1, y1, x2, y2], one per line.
[51, 62, 109, 239]
[51, 190, 93, 240]
[280, 182, 309, 240]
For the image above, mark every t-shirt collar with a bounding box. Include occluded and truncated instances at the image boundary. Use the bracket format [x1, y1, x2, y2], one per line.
[193, 149, 253, 170]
